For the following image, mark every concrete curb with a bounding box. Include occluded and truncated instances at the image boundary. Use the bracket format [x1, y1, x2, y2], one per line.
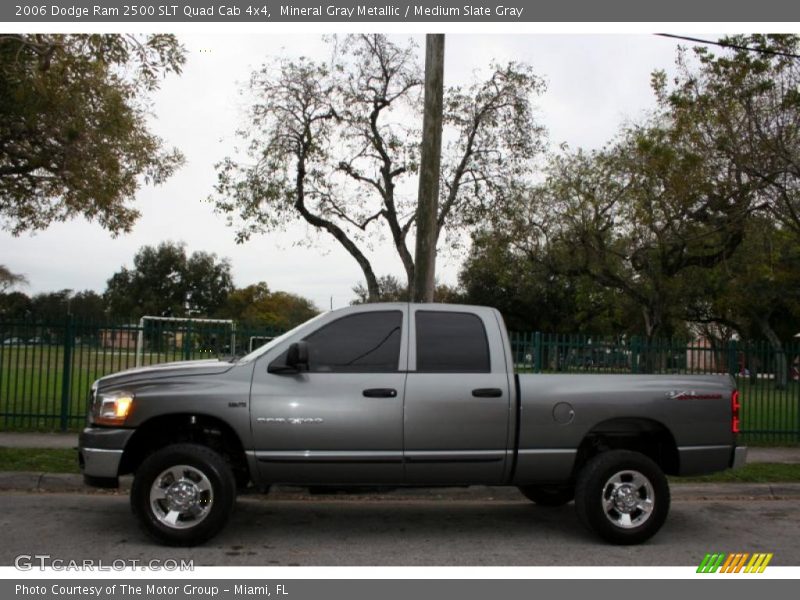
[1, 472, 799, 500]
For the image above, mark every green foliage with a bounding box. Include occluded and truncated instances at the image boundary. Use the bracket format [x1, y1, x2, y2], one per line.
[351, 275, 410, 303]
[688, 217, 800, 341]
[104, 241, 234, 319]
[458, 232, 630, 333]
[500, 122, 752, 338]
[473, 36, 800, 340]
[350, 274, 463, 305]
[32, 290, 105, 321]
[656, 35, 800, 236]
[0, 291, 31, 319]
[0, 34, 185, 234]
[0, 289, 106, 321]
[219, 282, 318, 329]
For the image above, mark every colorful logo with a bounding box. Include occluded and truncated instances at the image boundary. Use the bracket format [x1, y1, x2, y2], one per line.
[697, 553, 773, 573]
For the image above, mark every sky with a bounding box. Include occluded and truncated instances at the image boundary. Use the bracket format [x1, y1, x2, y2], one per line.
[0, 33, 691, 310]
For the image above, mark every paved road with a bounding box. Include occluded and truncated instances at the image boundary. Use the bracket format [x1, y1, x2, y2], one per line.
[0, 490, 797, 566]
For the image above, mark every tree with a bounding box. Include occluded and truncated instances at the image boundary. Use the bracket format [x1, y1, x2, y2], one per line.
[351, 275, 409, 303]
[458, 231, 631, 334]
[0, 34, 185, 234]
[656, 35, 800, 237]
[67, 290, 106, 321]
[25, 289, 105, 321]
[0, 264, 27, 293]
[351, 274, 462, 305]
[220, 282, 318, 329]
[213, 34, 545, 301]
[0, 291, 31, 319]
[105, 242, 234, 319]
[684, 217, 800, 388]
[503, 120, 756, 341]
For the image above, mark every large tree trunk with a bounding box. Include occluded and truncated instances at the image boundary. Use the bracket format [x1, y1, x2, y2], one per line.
[640, 304, 663, 373]
[752, 313, 788, 390]
[412, 34, 445, 303]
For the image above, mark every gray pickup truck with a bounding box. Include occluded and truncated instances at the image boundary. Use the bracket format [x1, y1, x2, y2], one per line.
[79, 303, 746, 546]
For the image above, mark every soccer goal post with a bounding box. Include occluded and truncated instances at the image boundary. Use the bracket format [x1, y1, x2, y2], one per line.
[136, 316, 236, 367]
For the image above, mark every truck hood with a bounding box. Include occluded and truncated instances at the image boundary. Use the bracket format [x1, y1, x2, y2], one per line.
[94, 359, 236, 389]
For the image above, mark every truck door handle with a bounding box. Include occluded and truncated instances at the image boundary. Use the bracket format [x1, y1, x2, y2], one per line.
[472, 388, 503, 398]
[363, 388, 398, 398]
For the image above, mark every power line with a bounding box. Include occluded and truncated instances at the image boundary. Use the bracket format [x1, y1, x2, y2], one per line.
[655, 33, 800, 60]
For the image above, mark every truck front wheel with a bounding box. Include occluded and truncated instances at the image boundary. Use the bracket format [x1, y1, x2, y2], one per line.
[574, 450, 670, 545]
[131, 443, 236, 546]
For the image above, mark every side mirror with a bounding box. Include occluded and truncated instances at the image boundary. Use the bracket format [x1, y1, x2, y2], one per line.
[268, 341, 309, 374]
[286, 341, 309, 371]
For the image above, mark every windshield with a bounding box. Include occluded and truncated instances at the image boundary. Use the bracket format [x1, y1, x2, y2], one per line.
[237, 311, 329, 364]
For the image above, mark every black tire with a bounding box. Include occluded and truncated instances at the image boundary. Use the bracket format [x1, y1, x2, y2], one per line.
[574, 450, 670, 545]
[131, 443, 236, 546]
[518, 485, 574, 507]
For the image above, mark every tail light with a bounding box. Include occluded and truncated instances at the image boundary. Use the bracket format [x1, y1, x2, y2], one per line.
[731, 389, 741, 434]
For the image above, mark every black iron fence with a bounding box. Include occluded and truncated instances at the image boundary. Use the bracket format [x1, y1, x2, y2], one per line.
[0, 316, 281, 431]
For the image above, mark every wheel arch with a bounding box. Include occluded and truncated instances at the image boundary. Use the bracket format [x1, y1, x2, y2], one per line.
[573, 417, 680, 477]
[119, 413, 252, 487]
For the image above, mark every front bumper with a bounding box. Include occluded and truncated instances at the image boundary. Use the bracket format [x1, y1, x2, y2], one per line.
[731, 446, 748, 470]
[78, 427, 135, 482]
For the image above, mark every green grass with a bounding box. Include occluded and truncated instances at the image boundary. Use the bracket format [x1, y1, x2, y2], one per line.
[672, 462, 800, 483]
[0, 448, 79, 473]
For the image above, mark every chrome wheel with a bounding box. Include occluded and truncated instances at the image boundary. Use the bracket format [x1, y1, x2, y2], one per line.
[149, 465, 214, 530]
[601, 469, 654, 529]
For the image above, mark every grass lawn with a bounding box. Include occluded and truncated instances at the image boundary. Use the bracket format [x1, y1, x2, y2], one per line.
[672, 463, 800, 483]
[0, 448, 79, 474]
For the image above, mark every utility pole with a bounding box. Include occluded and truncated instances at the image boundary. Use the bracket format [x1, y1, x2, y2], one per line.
[412, 34, 445, 303]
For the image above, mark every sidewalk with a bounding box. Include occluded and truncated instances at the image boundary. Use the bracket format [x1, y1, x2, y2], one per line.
[0, 432, 77, 449]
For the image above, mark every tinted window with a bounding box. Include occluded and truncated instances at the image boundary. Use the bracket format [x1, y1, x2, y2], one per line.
[415, 311, 490, 373]
[302, 311, 402, 373]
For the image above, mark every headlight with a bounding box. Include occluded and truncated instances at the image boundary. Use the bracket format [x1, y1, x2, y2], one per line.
[91, 391, 135, 426]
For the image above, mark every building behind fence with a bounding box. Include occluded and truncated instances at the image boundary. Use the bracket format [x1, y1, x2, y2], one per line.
[1, 317, 798, 442]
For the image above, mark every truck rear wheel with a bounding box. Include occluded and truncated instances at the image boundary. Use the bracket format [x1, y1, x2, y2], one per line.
[574, 450, 670, 545]
[518, 485, 574, 506]
[131, 443, 236, 546]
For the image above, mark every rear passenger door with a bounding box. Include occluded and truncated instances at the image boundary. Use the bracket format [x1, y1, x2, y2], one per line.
[403, 307, 513, 484]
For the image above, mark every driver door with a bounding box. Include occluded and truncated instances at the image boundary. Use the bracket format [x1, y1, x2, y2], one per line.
[249, 307, 407, 484]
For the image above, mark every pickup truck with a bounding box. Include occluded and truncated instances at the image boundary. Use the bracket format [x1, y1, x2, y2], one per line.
[78, 303, 746, 546]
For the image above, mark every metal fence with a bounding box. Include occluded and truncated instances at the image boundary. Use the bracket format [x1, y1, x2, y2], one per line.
[509, 332, 800, 444]
[0, 316, 282, 431]
[1, 317, 798, 442]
